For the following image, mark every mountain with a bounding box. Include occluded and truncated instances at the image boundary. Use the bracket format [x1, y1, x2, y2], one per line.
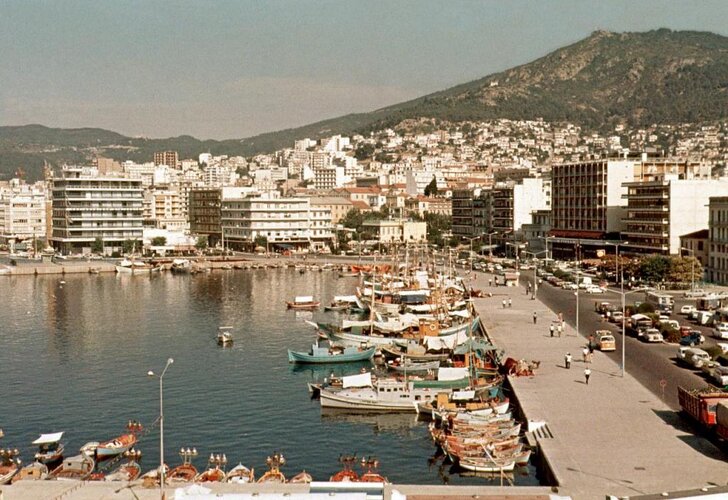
[1, 29, 727, 180]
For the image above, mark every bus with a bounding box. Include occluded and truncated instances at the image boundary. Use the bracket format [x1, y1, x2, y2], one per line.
[645, 291, 674, 314]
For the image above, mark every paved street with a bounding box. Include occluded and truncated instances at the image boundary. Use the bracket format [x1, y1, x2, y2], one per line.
[469, 271, 727, 499]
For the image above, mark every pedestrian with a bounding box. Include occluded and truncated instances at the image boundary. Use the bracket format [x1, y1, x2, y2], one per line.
[488, 278, 492, 287]
[532, 311, 537, 324]
[508, 298, 512, 308]
[588, 342, 595, 363]
[557, 323, 562, 337]
[502, 299, 507, 309]
[582, 347, 589, 363]
[584, 367, 591, 385]
[549, 324, 554, 337]
[565, 352, 572, 369]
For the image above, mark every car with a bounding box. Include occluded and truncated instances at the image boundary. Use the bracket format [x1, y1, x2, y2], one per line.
[709, 365, 728, 386]
[643, 328, 664, 343]
[677, 346, 690, 362]
[679, 332, 705, 347]
[585, 286, 605, 294]
[597, 332, 616, 351]
[561, 282, 578, 290]
[680, 305, 696, 315]
[713, 323, 728, 340]
[683, 289, 706, 298]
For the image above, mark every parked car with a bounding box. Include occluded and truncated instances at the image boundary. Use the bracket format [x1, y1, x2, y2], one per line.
[561, 282, 578, 290]
[684, 289, 706, 298]
[680, 305, 696, 315]
[585, 286, 605, 294]
[713, 322, 728, 340]
[683, 348, 711, 369]
[597, 332, 616, 351]
[609, 311, 624, 324]
[679, 332, 705, 347]
[643, 328, 664, 343]
[709, 365, 728, 386]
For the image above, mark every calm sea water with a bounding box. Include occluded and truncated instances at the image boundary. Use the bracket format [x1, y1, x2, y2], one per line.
[0, 269, 538, 485]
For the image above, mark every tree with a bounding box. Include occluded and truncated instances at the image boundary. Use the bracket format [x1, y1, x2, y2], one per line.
[195, 235, 208, 250]
[638, 255, 671, 284]
[668, 256, 702, 287]
[151, 236, 167, 247]
[122, 239, 139, 255]
[341, 208, 364, 232]
[354, 143, 375, 161]
[424, 176, 438, 197]
[254, 235, 268, 249]
[91, 237, 104, 254]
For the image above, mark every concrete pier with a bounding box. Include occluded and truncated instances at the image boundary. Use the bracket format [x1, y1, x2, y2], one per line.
[470, 271, 727, 499]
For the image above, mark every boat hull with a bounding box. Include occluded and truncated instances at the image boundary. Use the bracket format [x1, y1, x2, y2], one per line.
[320, 388, 436, 412]
[287, 347, 376, 364]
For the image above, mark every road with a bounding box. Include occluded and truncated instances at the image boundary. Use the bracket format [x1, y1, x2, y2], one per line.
[515, 272, 712, 410]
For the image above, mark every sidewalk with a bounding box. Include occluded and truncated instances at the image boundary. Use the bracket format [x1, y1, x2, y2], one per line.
[470, 272, 727, 499]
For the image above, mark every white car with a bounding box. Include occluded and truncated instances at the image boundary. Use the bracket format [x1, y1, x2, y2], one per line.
[561, 282, 578, 290]
[643, 328, 664, 343]
[680, 305, 696, 315]
[713, 323, 728, 339]
[585, 286, 605, 294]
[683, 289, 706, 298]
[709, 365, 728, 386]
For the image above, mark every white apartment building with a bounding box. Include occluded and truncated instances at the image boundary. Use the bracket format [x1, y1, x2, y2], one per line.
[362, 220, 427, 244]
[51, 167, 144, 254]
[405, 168, 447, 196]
[0, 179, 47, 244]
[313, 166, 347, 190]
[221, 193, 333, 251]
[143, 188, 186, 230]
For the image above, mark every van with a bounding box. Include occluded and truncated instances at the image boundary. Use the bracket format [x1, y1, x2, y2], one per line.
[684, 348, 711, 369]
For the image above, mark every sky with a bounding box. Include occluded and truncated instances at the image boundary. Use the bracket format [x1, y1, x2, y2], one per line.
[1, 0, 727, 140]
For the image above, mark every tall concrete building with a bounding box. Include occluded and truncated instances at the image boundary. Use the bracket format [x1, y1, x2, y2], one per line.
[0, 179, 47, 246]
[153, 151, 179, 169]
[708, 197, 728, 285]
[51, 166, 143, 254]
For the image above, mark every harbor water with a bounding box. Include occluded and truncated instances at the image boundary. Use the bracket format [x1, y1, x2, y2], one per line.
[0, 269, 539, 485]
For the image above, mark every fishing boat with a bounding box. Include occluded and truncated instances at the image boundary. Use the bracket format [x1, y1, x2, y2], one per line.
[48, 454, 95, 480]
[105, 450, 142, 481]
[171, 259, 192, 274]
[96, 420, 141, 460]
[329, 455, 359, 482]
[225, 463, 254, 483]
[287, 343, 376, 364]
[257, 453, 286, 483]
[116, 259, 161, 275]
[289, 470, 313, 483]
[12, 461, 47, 482]
[381, 344, 451, 362]
[217, 326, 234, 346]
[167, 448, 198, 483]
[195, 453, 227, 482]
[320, 373, 440, 412]
[79, 442, 99, 457]
[286, 296, 320, 310]
[386, 358, 440, 373]
[0, 436, 21, 485]
[31, 432, 64, 468]
[139, 464, 169, 486]
[456, 455, 517, 473]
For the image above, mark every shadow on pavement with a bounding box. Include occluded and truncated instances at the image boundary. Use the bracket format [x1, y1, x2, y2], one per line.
[652, 409, 727, 460]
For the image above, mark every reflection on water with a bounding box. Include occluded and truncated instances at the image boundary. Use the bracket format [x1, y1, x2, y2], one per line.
[0, 270, 539, 485]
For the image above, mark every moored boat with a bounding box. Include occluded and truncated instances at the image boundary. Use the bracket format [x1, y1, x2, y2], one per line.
[195, 453, 227, 482]
[287, 343, 376, 364]
[0, 437, 21, 485]
[167, 448, 198, 483]
[225, 463, 254, 483]
[105, 450, 142, 481]
[286, 296, 320, 310]
[386, 358, 440, 373]
[96, 420, 141, 460]
[31, 432, 64, 468]
[217, 326, 234, 346]
[257, 452, 286, 483]
[358, 457, 388, 483]
[12, 461, 48, 482]
[171, 259, 192, 274]
[47, 454, 95, 480]
[329, 455, 359, 482]
[288, 470, 313, 483]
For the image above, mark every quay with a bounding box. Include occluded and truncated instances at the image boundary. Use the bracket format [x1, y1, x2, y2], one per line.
[470, 271, 727, 499]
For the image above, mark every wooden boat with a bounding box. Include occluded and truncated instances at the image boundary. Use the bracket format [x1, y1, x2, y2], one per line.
[171, 259, 192, 274]
[48, 454, 95, 480]
[12, 461, 48, 482]
[288, 470, 313, 483]
[359, 457, 388, 483]
[168, 448, 198, 483]
[456, 456, 516, 473]
[79, 442, 99, 457]
[195, 453, 227, 482]
[0, 441, 21, 485]
[330, 455, 359, 482]
[116, 259, 161, 274]
[286, 296, 320, 310]
[217, 326, 234, 346]
[288, 344, 376, 364]
[96, 421, 141, 460]
[320, 375, 441, 412]
[139, 464, 168, 487]
[257, 453, 286, 483]
[386, 358, 440, 373]
[225, 463, 254, 483]
[381, 344, 450, 362]
[31, 432, 64, 467]
[105, 450, 142, 481]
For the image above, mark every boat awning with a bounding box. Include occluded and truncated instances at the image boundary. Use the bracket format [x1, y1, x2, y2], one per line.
[33, 432, 64, 444]
[454, 338, 496, 355]
[438, 367, 469, 381]
[342, 372, 372, 388]
[295, 296, 314, 303]
[452, 390, 476, 401]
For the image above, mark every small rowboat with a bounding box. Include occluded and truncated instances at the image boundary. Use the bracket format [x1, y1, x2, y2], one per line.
[105, 451, 142, 482]
[12, 461, 48, 482]
[257, 453, 286, 483]
[217, 327, 234, 346]
[0, 445, 21, 485]
[359, 457, 388, 483]
[288, 344, 376, 364]
[225, 463, 254, 483]
[196, 453, 227, 482]
[330, 455, 358, 482]
[286, 296, 320, 310]
[168, 447, 199, 484]
[386, 359, 440, 373]
[48, 454, 95, 480]
[288, 470, 313, 483]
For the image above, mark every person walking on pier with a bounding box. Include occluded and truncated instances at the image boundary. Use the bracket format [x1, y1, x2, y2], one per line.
[502, 299, 507, 309]
[565, 352, 572, 369]
[584, 367, 591, 385]
[508, 298, 512, 308]
[532, 311, 537, 324]
[550, 324, 555, 337]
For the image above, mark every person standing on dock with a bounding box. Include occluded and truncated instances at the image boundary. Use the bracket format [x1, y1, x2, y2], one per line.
[502, 299, 507, 309]
[550, 324, 555, 337]
[584, 367, 591, 385]
[532, 311, 537, 324]
[565, 352, 572, 369]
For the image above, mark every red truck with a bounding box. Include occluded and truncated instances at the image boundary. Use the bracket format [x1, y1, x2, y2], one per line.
[678, 386, 728, 427]
[717, 401, 728, 440]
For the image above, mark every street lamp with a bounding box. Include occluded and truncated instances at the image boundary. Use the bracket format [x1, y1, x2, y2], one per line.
[465, 235, 483, 273]
[524, 249, 549, 299]
[680, 247, 696, 293]
[602, 287, 647, 377]
[148, 357, 174, 499]
[485, 231, 499, 261]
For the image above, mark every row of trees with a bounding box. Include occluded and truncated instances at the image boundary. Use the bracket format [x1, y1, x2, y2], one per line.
[597, 254, 703, 287]
[339, 208, 452, 249]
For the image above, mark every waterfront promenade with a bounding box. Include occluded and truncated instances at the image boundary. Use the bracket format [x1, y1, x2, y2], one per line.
[470, 271, 727, 499]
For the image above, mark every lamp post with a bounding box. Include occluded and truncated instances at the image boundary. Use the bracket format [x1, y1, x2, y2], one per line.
[485, 231, 499, 261]
[602, 287, 646, 377]
[680, 247, 696, 293]
[465, 235, 482, 273]
[524, 249, 549, 299]
[574, 242, 581, 338]
[148, 358, 174, 499]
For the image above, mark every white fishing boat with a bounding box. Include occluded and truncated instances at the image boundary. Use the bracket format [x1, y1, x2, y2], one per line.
[320, 373, 441, 412]
[116, 259, 161, 275]
[217, 326, 234, 346]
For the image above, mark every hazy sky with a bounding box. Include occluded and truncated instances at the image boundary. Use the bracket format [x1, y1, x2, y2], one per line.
[1, 0, 726, 140]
